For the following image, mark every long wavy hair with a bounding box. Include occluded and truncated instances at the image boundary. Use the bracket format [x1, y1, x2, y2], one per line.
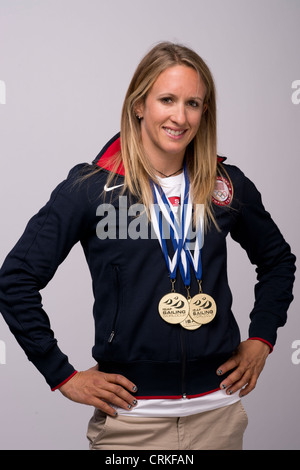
[104, 42, 221, 227]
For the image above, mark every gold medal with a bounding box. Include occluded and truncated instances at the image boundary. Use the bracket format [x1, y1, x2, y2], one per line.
[189, 292, 217, 324]
[180, 314, 202, 330]
[158, 292, 189, 325]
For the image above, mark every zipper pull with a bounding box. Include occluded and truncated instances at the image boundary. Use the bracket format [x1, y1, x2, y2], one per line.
[108, 331, 115, 343]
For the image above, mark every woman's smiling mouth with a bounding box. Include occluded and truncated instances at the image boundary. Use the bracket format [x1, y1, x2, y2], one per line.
[163, 127, 187, 138]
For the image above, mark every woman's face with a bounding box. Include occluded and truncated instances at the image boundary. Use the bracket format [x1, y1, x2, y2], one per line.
[137, 65, 206, 166]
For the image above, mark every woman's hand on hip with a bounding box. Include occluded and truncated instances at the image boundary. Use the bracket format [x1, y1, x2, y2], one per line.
[58, 365, 138, 416]
[216, 340, 271, 397]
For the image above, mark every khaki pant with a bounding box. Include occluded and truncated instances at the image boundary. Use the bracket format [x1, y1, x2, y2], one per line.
[87, 400, 248, 450]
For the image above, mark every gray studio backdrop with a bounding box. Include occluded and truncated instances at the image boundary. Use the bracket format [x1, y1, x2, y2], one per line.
[0, 0, 299, 450]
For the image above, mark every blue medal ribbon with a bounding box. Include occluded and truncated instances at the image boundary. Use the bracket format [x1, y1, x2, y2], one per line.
[150, 164, 198, 288]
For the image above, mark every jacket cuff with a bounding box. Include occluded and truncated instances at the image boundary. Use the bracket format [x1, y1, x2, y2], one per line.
[51, 371, 78, 391]
[247, 337, 273, 353]
[28, 344, 77, 389]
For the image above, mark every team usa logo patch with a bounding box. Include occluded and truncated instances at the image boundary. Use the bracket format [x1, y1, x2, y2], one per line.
[212, 176, 233, 206]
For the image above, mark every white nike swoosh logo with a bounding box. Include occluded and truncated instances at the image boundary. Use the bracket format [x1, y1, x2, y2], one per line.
[104, 183, 124, 192]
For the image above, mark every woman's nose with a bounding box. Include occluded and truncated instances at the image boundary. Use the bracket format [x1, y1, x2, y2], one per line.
[170, 103, 187, 125]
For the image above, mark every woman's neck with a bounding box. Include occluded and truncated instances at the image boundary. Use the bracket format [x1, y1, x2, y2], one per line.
[149, 153, 185, 178]
[154, 166, 183, 178]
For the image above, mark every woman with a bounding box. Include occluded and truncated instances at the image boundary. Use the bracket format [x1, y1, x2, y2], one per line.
[0, 42, 296, 450]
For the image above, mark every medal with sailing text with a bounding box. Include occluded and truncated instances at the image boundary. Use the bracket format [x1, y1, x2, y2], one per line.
[189, 291, 217, 325]
[158, 292, 189, 325]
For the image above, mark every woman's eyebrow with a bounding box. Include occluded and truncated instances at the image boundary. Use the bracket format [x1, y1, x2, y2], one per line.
[157, 92, 204, 101]
[190, 96, 204, 102]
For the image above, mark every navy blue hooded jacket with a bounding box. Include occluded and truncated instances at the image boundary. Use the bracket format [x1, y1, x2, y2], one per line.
[0, 133, 296, 398]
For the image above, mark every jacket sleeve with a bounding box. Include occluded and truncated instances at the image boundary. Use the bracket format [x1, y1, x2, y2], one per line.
[229, 169, 296, 349]
[0, 165, 90, 389]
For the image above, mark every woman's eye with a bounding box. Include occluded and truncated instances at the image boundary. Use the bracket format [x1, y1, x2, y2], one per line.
[188, 100, 199, 108]
[160, 97, 200, 107]
[161, 97, 173, 104]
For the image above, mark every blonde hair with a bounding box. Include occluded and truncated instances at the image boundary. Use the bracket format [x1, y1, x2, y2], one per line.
[106, 42, 224, 228]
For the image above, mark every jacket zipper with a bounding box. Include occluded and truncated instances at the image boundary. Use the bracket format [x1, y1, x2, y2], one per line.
[108, 265, 120, 343]
[180, 328, 187, 398]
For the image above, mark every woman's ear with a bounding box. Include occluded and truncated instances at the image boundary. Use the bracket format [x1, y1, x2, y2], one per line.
[134, 100, 144, 120]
